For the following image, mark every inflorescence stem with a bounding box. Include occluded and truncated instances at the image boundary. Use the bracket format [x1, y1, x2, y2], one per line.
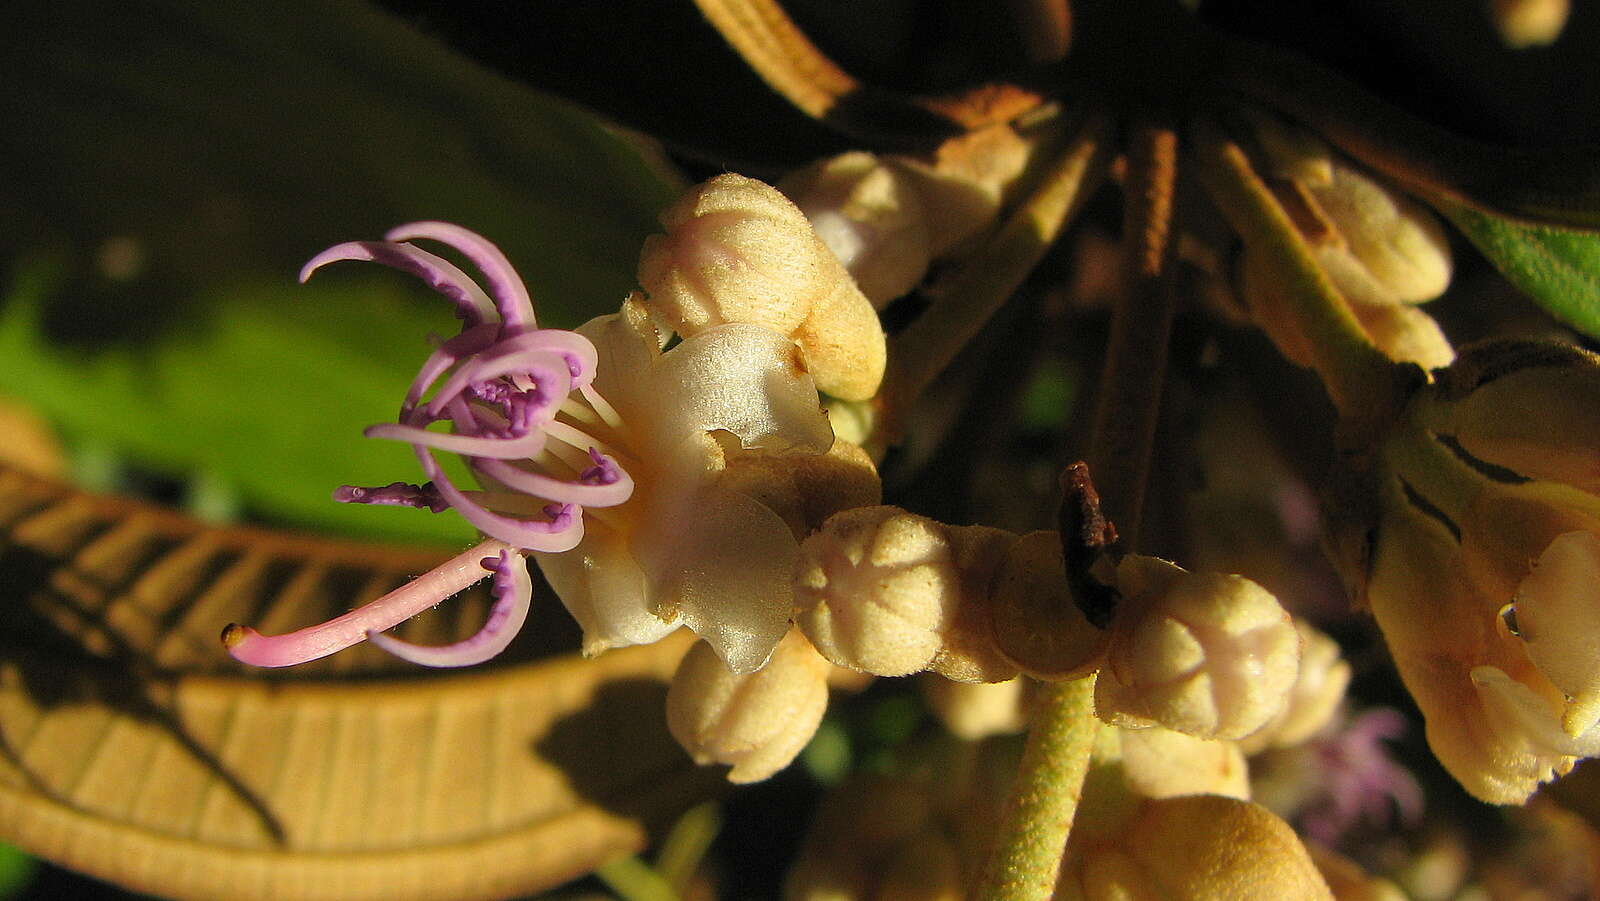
[978, 119, 1179, 901]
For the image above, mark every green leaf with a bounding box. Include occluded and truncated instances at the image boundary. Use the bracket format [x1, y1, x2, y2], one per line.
[0, 259, 481, 545]
[0, 0, 681, 544]
[0, 844, 36, 900]
[1440, 200, 1600, 339]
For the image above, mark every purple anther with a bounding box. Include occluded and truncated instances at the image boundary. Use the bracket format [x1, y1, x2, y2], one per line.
[333, 481, 449, 513]
[580, 447, 622, 486]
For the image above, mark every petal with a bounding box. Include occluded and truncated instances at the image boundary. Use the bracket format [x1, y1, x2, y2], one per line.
[651, 323, 834, 454]
[633, 481, 798, 673]
[386, 222, 536, 331]
[223, 539, 511, 667]
[300, 240, 497, 325]
[1511, 530, 1600, 735]
[535, 523, 681, 655]
[367, 550, 533, 667]
[1473, 666, 1600, 757]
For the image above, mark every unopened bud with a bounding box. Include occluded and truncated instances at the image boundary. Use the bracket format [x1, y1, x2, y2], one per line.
[1096, 556, 1300, 740]
[888, 124, 1032, 256]
[1115, 724, 1251, 800]
[667, 629, 832, 783]
[922, 676, 1030, 740]
[1240, 619, 1352, 753]
[1060, 795, 1334, 900]
[637, 174, 887, 400]
[781, 152, 934, 308]
[1491, 0, 1570, 48]
[1351, 302, 1455, 369]
[1247, 113, 1453, 307]
[793, 506, 1017, 680]
[1430, 341, 1600, 493]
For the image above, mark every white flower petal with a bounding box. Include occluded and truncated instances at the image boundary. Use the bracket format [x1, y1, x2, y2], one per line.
[1516, 530, 1600, 734]
[1473, 666, 1600, 758]
[633, 482, 798, 674]
[535, 524, 680, 656]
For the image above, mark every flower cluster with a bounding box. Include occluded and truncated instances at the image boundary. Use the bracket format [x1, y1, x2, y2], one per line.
[224, 207, 871, 676]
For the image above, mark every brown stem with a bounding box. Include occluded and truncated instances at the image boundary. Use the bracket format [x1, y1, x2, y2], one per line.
[1087, 119, 1180, 543]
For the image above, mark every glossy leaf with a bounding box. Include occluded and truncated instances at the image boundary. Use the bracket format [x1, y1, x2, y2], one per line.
[0, 463, 718, 900]
[1439, 200, 1600, 340]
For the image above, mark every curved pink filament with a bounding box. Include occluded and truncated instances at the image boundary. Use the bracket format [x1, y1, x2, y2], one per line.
[222, 539, 511, 667]
[403, 323, 501, 415]
[414, 443, 585, 551]
[300, 240, 497, 325]
[386, 222, 536, 332]
[364, 420, 549, 460]
[367, 550, 533, 667]
[424, 346, 574, 422]
[472, 456, 634, 508]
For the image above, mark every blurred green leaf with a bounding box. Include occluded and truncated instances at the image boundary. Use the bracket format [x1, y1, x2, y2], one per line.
[0, 844, 34, 900]
[1440, 200, 1600, 339]
[0, 0, 680, 543]
[0, 260, 481, 544]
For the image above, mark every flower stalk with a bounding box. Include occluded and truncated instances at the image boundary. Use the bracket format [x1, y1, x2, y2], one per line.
[1190, 116, 1410, 431]
[886, 113, 1110, 429]
[977, 120, 1178, 901]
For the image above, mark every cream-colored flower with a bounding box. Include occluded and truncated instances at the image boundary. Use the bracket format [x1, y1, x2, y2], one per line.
[226, 222, 848, 676]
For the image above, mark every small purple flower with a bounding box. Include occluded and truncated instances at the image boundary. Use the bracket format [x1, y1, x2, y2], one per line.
[224, 223, 635, 669]
[1297, 708, 1424, 845]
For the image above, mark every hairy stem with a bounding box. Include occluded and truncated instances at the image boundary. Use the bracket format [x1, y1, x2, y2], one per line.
[978, 120, 1179, 901]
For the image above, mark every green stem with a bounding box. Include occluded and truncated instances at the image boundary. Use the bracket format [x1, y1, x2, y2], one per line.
[977, 120, 1179, 901]
[594, 855, 680, 901]
[1189, 116, 1407, 430]
[975, 675, 1098, 900]
[887, 113, 1111, 422]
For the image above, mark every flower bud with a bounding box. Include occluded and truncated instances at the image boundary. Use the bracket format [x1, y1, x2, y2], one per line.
[1113, 724, 1252, 800]
[637, 173, 886, 400]
[1246, 113, 1452, 307]
[666, 629, 832, 783]
[1239, 619, 1352, 753]
[1430, 341, 1600, 493]
[1095, 556, 1300, 740]
[793, 506, 1017, 680]
[1492, 0, 1570, 48]
[1239, 246, 1454, 370]
[781, 152, 934, 308]
[887, 124, 1031, 256]
[1058, 795, 1334, 900]
[921, 676, 1030, 740]
[988, 530, 1109, 681]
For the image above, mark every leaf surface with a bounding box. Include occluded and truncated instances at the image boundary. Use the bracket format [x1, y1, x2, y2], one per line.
[1440, 200, 1600, 340]
[0, 464, 716, 901]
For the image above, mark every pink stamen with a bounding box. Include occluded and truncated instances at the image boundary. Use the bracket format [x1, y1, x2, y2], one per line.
[223, 539, 512, 667]
[386, 222, 537, 332]
[366, 550, 534, 667]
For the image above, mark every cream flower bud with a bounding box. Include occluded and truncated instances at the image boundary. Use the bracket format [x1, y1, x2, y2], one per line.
[1240, 247, 1454, 370]
[1239, 619, 1352, 754]
[666, 629, 832, 783]
[637, 173, 887, 400]
[1096, 556, 1300, 740]
[781, 152, 934, 309]
[1058, 795, 1334, 900]
[1113, 724, 1252, 800]
[1431, 341, 1600, 493]
[793, 506, 1017, 680]
[1246, 113, 1452, 308]
[1492, 0, 1570, 48]
[921, 676, 1031, 740]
